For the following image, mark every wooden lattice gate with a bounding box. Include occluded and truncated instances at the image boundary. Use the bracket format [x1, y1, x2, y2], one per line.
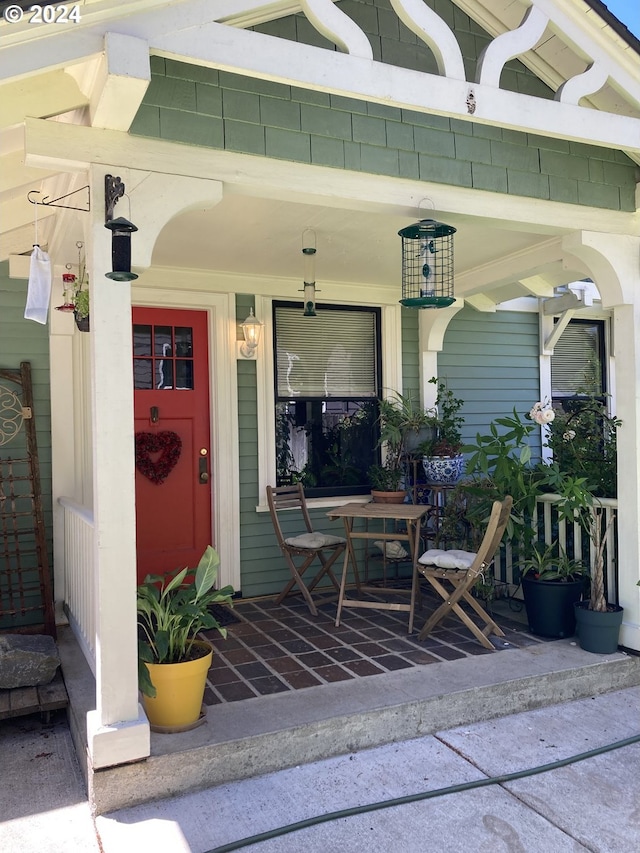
[0, 362, 55, 637]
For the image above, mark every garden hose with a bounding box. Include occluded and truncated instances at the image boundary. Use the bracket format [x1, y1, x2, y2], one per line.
[206, 732, 640, 853]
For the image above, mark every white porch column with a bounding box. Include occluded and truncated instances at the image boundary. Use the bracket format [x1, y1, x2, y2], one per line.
[563, 231, 640, 652]
[86, 164, 149, 769]
[418, 300, 464, 407]
[612, 300, 640, 652]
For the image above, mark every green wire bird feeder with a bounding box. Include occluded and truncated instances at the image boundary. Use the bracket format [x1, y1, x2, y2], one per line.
[398, 218, 456, 308]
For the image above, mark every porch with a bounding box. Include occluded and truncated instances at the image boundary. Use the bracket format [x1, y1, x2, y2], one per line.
[58, 576, 640, 815]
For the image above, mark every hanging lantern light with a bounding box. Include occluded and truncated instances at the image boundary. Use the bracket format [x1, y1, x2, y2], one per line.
[301, 228, 317, 317]
[398, 219, 456, 309]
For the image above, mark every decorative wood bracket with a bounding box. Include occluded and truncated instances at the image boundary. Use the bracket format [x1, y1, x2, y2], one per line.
[105, 174, 125, 222]
[541, 290, 584, 353]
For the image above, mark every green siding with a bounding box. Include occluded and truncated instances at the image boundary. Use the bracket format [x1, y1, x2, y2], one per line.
[401, 307, 419, 399]
[129, 0, 639, 211]
[437, 307, 542, 455]
[0, 261, 53, 625]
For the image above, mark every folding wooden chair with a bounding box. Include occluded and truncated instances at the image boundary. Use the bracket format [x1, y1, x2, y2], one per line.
[410, 496, 513, 649]
[266, 484, 346, 615]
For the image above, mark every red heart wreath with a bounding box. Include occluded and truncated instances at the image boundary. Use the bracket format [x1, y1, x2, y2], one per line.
[135, 430, 182, 485]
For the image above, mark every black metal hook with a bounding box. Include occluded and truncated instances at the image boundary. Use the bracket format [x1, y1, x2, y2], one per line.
[27, 186, 91, 212]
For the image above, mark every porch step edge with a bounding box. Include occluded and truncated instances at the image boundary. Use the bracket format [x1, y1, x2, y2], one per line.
[89, 648, 640, 814]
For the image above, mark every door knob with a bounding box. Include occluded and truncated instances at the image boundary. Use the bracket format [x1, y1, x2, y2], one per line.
[199, 471, 209, 483]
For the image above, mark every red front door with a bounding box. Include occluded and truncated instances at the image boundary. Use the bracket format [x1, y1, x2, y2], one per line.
[133, 307, 212, 583]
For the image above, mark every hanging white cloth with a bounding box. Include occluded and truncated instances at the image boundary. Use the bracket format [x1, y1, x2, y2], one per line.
[24, 245, 52, 324]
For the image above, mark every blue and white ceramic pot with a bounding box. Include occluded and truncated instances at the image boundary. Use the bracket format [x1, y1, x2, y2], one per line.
[422, 454, 464, 485]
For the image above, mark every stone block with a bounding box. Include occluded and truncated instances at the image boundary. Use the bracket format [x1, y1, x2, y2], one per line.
[0, 635, 60, 688]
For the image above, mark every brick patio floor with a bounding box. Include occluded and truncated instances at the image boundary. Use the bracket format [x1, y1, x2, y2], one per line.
[201, 584, 548, 706]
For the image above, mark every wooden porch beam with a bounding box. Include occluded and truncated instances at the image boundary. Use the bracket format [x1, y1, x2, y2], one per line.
[23, 119, 637, 239]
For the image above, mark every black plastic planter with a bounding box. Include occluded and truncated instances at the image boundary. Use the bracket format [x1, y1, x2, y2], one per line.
[574, 601, 623, 654]
[522, 577, 584, 638]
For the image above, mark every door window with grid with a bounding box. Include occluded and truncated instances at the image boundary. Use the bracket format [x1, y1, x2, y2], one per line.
[133, 324, 194, 390]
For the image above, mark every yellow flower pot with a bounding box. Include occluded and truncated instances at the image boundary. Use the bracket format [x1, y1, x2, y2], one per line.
[142, 640, 213, 730]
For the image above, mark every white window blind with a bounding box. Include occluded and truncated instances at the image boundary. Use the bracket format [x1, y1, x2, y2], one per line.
[275, 307, 378, 398]
[551, 321, 603, 396]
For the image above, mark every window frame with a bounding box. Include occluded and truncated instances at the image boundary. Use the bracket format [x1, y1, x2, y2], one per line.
[272, 300, 383, 498]
[550, 318, 607, 405]
[255, 294, 403, 510]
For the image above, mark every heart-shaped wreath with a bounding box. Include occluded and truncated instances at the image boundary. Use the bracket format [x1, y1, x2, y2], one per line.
[135, 430, 182, 485]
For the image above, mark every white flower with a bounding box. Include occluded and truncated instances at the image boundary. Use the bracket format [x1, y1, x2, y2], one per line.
[529, 399, 554, 425]
[563, 429, 576, 441]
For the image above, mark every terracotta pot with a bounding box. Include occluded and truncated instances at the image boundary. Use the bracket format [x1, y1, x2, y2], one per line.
[371, 489, 407, 504]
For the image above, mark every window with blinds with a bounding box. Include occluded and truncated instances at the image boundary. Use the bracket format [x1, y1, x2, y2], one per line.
[275, 306, 378, 399]
[273, 302, 381, 496]
[551, 320, 604, 398]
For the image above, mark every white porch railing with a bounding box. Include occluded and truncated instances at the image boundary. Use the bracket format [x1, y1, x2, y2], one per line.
[59, 497, 96, 674]
[493, 494, 618, 603]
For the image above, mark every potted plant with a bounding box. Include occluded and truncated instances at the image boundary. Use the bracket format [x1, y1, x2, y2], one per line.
[137, 545, 234, 731]
[422, 377, 465, 484]
[73, 281, 90, 332]
[573, 503, 622, 653]
[520, 541, 588, 638]
[544, 396, 623, 653]
[461, 398, 622, 651]
[368, 391, 435, 502]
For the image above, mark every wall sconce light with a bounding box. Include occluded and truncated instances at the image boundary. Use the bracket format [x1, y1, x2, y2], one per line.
[238, 308, 263, 358]
[398, 218, 456, 308]
[301, 228, 317, 317]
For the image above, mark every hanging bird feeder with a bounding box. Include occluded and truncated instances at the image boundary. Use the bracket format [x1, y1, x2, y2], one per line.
[398, 219, 456, 309]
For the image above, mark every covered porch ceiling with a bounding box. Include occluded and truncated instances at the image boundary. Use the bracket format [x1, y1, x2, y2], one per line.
[149, 195, 580, 306]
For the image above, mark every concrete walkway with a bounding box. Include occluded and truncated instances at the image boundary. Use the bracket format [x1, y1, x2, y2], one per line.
[2, 685, 639, 852]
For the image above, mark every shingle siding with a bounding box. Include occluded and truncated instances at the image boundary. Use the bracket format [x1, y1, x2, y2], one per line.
[131, 0, 638, 212]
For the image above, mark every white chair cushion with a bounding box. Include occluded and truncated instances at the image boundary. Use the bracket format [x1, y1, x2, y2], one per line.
[285, 532, 345, 549]
[374, 540, 409, 560]
[418, 548, 477, 570]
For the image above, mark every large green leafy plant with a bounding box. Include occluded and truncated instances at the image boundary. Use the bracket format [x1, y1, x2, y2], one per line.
[544, 395, 619, 498]
[460, 401, 619, 612]
[137, 545, 234, 697]
[461, 406, 594, 548]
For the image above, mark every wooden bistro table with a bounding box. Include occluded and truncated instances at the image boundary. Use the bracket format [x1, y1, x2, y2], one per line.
[327, 501, 429, 632]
